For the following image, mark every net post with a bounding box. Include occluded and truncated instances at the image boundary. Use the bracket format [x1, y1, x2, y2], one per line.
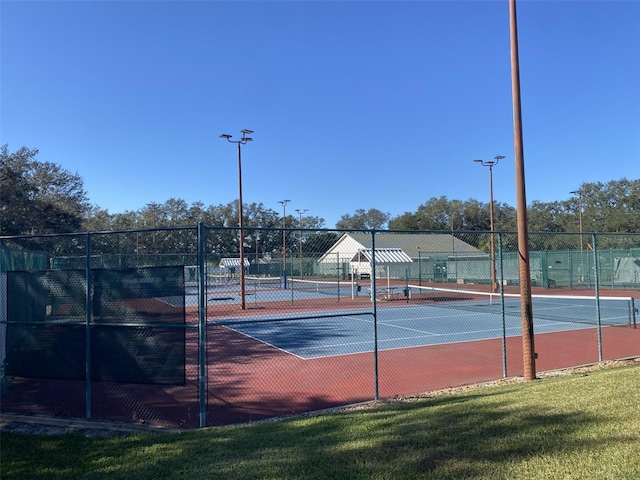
[405, 268, 410, 304]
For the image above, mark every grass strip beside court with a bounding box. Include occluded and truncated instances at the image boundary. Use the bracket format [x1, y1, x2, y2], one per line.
[2, 362, 640, 480]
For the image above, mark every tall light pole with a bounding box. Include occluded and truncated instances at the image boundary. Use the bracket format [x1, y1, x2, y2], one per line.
[474, 155, 504, 293]
[295, 209, 308, 279]
[510, 0, 536, 381]
[279, 199, 291, 288]
[570, 189, 585, 282]
[220, 129, 253, 310]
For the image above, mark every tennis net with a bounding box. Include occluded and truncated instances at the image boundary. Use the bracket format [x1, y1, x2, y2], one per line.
[203, 275, 283, 291]
[407, 284, 637, 327]
[245, 276, 282, 288]
[289, 278, 363, 298]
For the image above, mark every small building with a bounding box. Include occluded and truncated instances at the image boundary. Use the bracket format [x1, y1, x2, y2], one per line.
[317, 232, 483, 282]
[219, 258, 250, 278]
[349, 248, 413, 279]
[219, 258, 251, 269]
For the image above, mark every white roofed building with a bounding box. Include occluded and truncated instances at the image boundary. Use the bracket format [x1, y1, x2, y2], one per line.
[220, 258, 250, 270]
[316, 232, 484, 282]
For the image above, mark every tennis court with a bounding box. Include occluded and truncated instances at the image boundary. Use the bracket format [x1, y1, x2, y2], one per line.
[3, 227, 640, 429]
[202, 286, 639, 425]
[216, 286, 637, 359]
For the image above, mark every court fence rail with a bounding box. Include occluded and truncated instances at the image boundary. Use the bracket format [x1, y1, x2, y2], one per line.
[1, 226, 639, 429]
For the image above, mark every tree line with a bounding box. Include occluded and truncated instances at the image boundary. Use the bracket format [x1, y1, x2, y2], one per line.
[387, 178, 640, 235]
[2, 145, 639, 243]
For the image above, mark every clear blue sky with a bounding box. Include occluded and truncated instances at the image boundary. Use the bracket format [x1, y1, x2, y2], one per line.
[2, 0, 639, 228]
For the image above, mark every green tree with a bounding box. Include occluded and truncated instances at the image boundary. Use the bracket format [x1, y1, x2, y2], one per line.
[527, 200, 568, 233]
[336, 208, 390, 230]
[388, 196, 516, 232]
[585, 179, 640, 233]
[394, 196, 453, 230]
[82, 206, 115, 231]
[1, 145, 89, 235]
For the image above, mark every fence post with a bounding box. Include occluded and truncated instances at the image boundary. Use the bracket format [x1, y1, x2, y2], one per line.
[610, 249, 615, 290]
[85, 232, 92, 420]
[371, 231, 379, 401]
[592, 233, 603, 362]
[197, 222, 207, 427]
[498, 233, 507, 378]
[337, 253, 341, 303]
[541, 250, 549, 289]
[568, 250, 573, 289]
[586, 248, 592, 289]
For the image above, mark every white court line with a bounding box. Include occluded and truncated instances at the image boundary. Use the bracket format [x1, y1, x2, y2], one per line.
[222, 326, 308, 360]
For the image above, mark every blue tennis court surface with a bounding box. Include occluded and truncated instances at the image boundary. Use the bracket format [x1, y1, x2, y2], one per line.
[222, 302, 619, 360]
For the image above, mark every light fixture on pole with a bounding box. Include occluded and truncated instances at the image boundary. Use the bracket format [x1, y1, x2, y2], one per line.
[570, 189, 585, 282]
[295, 209, 308, 279]
[278, 199, 291, 288]
[220, 129, 253, 310]
[474, 155, 504, 293]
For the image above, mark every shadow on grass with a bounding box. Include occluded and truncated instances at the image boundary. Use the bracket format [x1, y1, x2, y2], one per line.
[3, 383, 631, 480]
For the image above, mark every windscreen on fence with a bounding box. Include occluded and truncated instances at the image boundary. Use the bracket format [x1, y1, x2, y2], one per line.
[91, 266, 186, 385]
[4, 266, 186, 385]
[5, 270, 86, 380]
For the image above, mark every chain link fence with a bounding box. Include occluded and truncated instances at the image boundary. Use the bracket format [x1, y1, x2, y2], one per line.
[1, 227, 638, 428]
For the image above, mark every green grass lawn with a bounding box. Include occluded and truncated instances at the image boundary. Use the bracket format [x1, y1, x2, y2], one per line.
[2, 364, 640, 480]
